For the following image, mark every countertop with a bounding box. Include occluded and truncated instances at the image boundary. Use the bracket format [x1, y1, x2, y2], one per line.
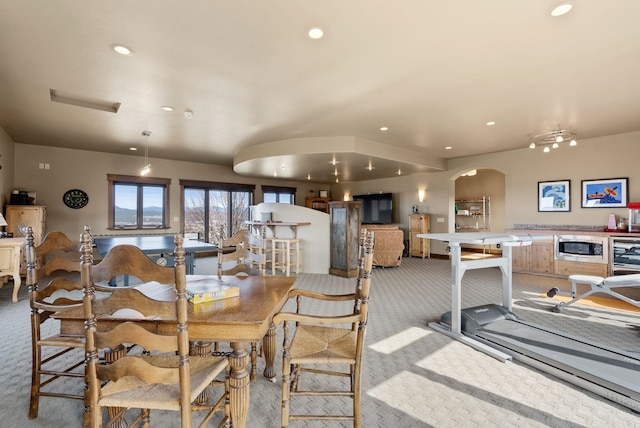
[507, 227, 640, 238]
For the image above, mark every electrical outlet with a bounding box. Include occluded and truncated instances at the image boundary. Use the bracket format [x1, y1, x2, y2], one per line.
[39, 163, 44, 169]
[437, 217, 445, 223]
[44, 163, 50, 170]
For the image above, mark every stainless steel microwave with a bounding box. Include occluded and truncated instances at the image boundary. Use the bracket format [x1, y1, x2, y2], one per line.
[554, 235, 608, 264]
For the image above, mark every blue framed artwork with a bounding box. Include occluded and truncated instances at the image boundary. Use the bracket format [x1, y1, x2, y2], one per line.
[581, 177, 628, 208]
[538, 180, 570, 212]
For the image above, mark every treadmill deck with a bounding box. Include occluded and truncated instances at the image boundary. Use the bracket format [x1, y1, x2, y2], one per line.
[474, 318, 640, 401]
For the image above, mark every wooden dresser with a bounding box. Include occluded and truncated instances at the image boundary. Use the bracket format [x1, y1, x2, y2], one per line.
[5, 205, 47, 274]
[5, 205, 47, 244]
[0, 238, 24, 302]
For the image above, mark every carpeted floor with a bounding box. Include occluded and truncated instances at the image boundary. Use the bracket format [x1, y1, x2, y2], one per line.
[2, 256, 639, 427]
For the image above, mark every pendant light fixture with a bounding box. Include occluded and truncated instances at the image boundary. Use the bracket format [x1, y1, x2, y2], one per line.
[140, 130, 152, 176]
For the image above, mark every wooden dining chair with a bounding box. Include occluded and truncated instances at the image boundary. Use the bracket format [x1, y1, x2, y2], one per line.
[26, 226, 86, 420]
[217, 228, 265, 277]
[216, 228, 265, 381]
[273, 230, 375, 427]
[80, 230, 230, 428]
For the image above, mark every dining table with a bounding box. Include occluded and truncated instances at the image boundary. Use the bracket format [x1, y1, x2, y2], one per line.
[53, 274, 297, 428]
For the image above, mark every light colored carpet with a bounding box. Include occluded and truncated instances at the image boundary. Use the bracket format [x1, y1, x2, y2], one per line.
[2, 256, 639, 427]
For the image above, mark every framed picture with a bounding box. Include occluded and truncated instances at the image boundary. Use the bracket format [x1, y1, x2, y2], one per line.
[581, 177, 628, 208]
[319, 190, 328, 198]
[538, 180, 571, 212]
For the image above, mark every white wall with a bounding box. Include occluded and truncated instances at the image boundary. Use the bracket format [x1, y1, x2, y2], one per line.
[334, 131, 640, 255]
[254, 202, 330, 274]
[9, 130, 640, 257]
[11, 143, 323, 238]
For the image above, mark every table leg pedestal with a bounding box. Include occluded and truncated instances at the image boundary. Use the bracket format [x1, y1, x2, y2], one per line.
[262, 323, 278, 381]
[229, 341, 250, 428]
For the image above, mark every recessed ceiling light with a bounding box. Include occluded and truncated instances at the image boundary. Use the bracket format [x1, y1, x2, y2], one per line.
[380, 126, 389, 131]
[445, 146, 453, 150]
[160, 105, 174, 112]
[486, 121, 496, 126]
[184, 110, 194, 119]
[111, 44, 134, 56]
[308, 28, 324, 39]
[550, 3, 573, 17]
[129, 147, 138, 151]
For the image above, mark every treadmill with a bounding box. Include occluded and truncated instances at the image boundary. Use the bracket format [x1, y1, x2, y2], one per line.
[420, 232, 640, 413]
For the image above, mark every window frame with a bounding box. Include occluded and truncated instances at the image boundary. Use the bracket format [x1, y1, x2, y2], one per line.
[262, 185, 296, 204]
[107, 174, 171, 230]
[180, 179, 256, 243]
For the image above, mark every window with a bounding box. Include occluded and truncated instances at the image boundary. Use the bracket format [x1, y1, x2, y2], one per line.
[181, 180, 255, 244]
[262, 186, 296, 204]
[107, 174, 171, 229]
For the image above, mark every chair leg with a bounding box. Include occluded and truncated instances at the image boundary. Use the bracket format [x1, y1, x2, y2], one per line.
[224, 364, 232, 428]
[250, 342, 258, 382]
[353, 363, 362, 428]
[141, 409, 151, 428]
[29, 344, 41, 419]
[281, 356, 291, 427]
[291, 364, 301, 392]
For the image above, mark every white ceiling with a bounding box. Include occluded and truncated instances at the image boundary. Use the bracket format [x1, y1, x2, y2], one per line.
[1, 1, 639, 183]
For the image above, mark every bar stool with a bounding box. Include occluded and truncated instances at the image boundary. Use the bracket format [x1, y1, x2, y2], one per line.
[271, 238, 300, 276]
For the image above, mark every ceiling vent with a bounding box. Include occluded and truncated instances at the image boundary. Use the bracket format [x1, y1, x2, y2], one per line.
[49, 89, 121, 113]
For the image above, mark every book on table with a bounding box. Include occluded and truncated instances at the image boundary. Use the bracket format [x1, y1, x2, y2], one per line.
[186, 275, 240, 304]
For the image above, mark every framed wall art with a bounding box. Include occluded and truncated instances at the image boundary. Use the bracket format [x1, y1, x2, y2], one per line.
[581, 177, 628, 208]
[538, 180, 570, 212]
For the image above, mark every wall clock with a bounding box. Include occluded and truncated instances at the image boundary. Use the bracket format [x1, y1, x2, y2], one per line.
[63, 189, 89, 209]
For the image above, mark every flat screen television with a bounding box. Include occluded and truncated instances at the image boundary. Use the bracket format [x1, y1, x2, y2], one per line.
[353, 193, 393, 224]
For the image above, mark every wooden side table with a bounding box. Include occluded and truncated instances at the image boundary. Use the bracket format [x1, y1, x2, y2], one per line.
[0, 237, 24, 302]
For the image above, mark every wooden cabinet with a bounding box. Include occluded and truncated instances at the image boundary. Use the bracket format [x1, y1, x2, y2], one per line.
[512, 245, 530, 273]
[530, 240, 554, 274]
[554, 259, 608, 277]
[306, 197, 330, 213]
[329, 201, 361, 278]
[512, 240, 554, 274]
[5, 205, 47, 244]
[5, 205, 47, 274]
[409, 214, 430, 258]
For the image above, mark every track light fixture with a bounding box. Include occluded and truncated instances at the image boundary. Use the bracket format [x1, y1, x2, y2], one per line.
[528, 127, 577, 153]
